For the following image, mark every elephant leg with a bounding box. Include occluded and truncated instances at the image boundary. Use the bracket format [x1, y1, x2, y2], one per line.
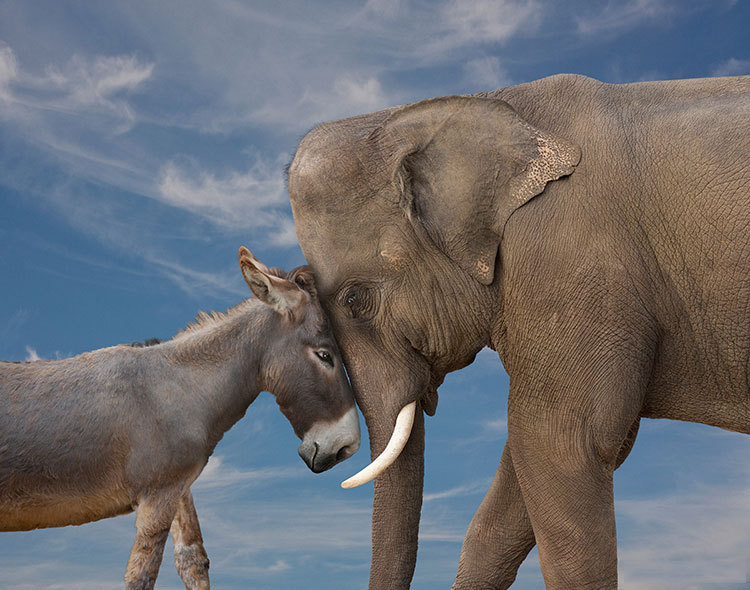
[508, 377, 644, 590]
[125, 488, 182, 590]
[454, 443, 535, 590]
[171, 489, 210, 590]
[454, 416, 641, 589]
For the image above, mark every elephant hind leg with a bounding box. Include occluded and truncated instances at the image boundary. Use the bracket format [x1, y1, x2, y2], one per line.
[171, 489, 210, 590]
[454, 443, 535, 590]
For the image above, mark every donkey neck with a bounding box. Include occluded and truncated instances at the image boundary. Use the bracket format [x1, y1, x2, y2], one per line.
[162, 298, 281, 449]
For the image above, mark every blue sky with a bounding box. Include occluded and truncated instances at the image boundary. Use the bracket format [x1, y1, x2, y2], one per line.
[0, 1, 749, 588]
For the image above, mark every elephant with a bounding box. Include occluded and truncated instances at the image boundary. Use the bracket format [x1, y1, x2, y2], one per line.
[286, 73, 750, 589]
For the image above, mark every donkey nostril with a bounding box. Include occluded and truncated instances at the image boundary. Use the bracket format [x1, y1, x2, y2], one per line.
[336, 445, 350, 462]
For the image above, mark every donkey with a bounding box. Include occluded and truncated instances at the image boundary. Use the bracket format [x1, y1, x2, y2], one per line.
[0, 247, 360, 590]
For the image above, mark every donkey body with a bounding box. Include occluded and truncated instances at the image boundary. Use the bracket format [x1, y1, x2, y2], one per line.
[0, 248, 359, 589]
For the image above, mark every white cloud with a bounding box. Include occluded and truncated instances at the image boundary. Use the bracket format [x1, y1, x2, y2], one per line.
[423, 481, 488, 502]
[157, 154, 294, 244]
[96, 1, 539, 133]
[0, 43, 19, 101]
[617, 480, 750, 587]
[24, 346, 40, 361]
[43, 54, 154, 131]
[482, 417, 507, 432]
[0, 44, 153, 132]
[363, 0, 403, 18]
[577, 0, 672, 35]
[0, 564, 126, 590]
[193, 455, 305, 490]
[247, 559, 291, 574]
[194, 496, 372, 558]
[438, 0, 540, 48]
[254, 73, 394, 130]
[712, 57, 750, 77]
[463, 56, 511, 90]
[138, 254, 250, 300]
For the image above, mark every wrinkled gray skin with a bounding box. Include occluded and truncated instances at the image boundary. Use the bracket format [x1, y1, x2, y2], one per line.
[288, 74, 750, 589]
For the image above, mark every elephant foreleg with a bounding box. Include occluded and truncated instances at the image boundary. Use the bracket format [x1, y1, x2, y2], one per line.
[509, 368, 645, 590]
[453, 418, 640, 589]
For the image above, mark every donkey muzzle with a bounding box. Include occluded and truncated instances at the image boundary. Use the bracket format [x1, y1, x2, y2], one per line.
[298, 406, 360, 473]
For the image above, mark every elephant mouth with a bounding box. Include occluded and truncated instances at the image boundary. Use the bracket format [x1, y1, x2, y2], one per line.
[340, 352, 437, 488]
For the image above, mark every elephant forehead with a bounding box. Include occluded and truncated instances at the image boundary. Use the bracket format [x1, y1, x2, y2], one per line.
[296, 215, 383, 279]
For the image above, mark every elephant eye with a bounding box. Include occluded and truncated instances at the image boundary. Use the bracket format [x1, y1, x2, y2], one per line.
[340, 283, 379, 320]
[344, 291, 359, 318]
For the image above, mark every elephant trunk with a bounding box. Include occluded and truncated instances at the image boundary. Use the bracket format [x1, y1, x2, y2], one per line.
[369, 403, 425, 589]
[339, 348, 430, 588]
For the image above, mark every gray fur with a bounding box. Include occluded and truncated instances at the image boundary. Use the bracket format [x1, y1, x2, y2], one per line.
[0, 258, 358, 589]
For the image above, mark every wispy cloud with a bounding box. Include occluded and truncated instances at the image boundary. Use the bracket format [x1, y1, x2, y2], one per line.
[482, 416, 507, 433]
[24, 345, 40, 361]
[157, 154, 296, 246]
[463, 56, 512, 90]
[436, 0, 540, 50]
[288, 74, 392, 127]
[617, 473, 750, 587]
[0, 42, 19, 102]
[194, 455, 305, 491]
[0, 564, 128, 590]
[577, 0, 672, 35]
[143, 255, 249, 299]
[712, 57, 750, 77]
[362, 0, 403, 18]
[38, 54, 154, 131]
[423, 481, 489, 502]
[0, 42, 153, 132]
[195, 495, 372, 558]
[0, 0, 543, 285]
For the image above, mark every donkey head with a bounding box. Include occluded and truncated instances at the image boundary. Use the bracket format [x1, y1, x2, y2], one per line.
[239, 246, 360, 472]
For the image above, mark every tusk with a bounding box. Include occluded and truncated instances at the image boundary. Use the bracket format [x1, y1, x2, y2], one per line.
[341, 401, 416, 489]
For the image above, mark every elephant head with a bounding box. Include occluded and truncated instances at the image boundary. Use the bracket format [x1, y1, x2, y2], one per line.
[288, 95, 580, 588]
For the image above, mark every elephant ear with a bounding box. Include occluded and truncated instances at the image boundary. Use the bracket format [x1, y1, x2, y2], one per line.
[371, 96, 581, 284]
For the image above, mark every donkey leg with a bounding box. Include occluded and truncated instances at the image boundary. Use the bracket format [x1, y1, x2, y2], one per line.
[125, 489, 182, 590]
[171, 488, 210, 590]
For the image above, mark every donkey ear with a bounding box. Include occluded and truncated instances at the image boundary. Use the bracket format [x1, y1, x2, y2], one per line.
[372, 96, 580, 284]
[238, 246, 307, 318]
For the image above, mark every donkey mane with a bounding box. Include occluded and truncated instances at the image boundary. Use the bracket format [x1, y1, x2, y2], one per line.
[173, 298, 255, 340]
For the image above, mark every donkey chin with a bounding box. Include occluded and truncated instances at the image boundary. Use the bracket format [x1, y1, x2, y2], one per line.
[298, 406, 361, 473]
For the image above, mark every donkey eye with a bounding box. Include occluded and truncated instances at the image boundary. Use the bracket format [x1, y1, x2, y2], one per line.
[315, 350, 334, 367]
